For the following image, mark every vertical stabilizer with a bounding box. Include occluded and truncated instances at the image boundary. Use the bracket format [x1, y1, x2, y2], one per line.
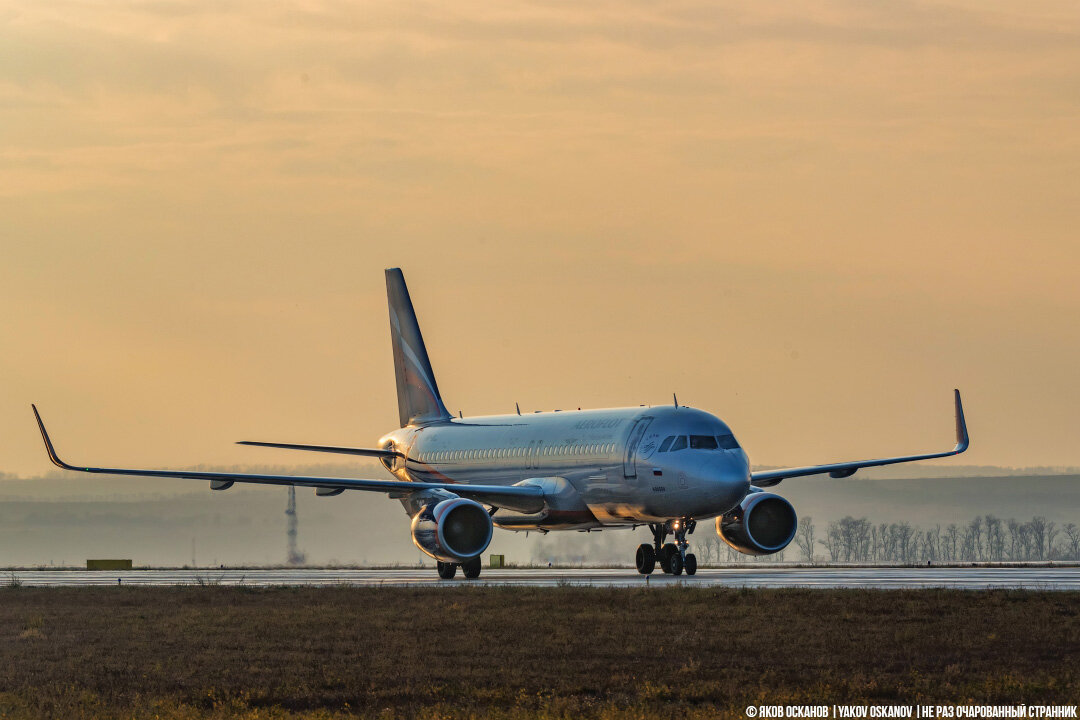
[385, 268, 452, 427]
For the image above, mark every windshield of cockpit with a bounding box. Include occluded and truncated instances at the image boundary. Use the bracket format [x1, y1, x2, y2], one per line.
[656, 433, 740, 452]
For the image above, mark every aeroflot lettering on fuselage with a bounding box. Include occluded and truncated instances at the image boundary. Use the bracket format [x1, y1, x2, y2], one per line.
[573, 419, 623, 430]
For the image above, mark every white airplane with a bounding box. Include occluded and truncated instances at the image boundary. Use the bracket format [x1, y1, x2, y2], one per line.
[32, 268, 969, 579]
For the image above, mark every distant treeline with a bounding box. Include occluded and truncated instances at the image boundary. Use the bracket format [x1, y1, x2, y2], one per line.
[695, 515, 1080, 564]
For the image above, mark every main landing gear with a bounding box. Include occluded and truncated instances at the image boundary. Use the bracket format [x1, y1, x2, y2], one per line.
[635, 520, 698, 576]
[437, 557, 482, 580]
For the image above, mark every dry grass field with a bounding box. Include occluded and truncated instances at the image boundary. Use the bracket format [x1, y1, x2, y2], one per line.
[0, 586, 1076, 719]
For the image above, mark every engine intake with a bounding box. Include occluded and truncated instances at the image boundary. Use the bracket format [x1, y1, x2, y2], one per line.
[716, 492, 797, 556]
[410, 497, 493, 563]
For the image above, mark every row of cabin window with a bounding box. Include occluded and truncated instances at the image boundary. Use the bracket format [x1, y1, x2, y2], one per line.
[415, 442, 618, 464]
[658, 434, 740, 452]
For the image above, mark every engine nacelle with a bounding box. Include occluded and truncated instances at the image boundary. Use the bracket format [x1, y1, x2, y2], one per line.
[410, 497, 493, 563]
[716, 492, 797, 556]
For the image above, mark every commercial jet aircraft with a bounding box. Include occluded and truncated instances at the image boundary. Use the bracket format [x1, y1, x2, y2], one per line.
[32, 268, 969, 579]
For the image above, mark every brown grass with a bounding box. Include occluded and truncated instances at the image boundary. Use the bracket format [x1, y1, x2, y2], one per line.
[0, 586, 1076, 719]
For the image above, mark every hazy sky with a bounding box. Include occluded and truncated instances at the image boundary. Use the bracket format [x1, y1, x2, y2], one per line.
[2, 0, 1079, 477]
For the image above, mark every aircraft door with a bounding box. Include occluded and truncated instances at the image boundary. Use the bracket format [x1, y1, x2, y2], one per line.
[623, 417, 653, 479]
[525, 440, 543, 472]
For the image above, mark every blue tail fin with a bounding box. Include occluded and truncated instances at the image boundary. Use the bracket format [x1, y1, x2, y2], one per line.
[385, 268, 452, 427]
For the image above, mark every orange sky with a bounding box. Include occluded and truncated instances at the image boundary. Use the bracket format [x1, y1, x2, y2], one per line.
[2, 0, 1079, 476]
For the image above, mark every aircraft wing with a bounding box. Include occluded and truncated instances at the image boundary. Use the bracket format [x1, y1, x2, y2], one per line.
[749, 389, 969, 488]
[31, 406, 545, 513]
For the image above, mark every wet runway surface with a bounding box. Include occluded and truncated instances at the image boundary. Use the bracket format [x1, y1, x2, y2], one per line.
[6, 566, 1080, 589]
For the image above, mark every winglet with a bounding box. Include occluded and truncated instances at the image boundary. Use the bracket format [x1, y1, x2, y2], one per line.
[953, 389, 969, 454]
[31, 405, 74, 470]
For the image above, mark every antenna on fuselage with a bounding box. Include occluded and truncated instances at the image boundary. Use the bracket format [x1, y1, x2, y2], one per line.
[458, 410, 463, 418]
[673, 393, 678, 408]
[515, 402, 521, 416]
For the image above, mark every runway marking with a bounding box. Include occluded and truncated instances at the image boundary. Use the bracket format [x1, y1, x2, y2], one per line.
[6, 567, 1080, 589]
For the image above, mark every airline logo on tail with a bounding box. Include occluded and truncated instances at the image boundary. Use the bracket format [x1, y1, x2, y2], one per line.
[385, 268, 452, 427]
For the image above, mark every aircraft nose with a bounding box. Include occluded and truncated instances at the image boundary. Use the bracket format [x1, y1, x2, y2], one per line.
[707, 452, 751, 511]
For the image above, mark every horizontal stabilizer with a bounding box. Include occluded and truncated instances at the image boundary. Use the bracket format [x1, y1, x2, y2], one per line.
[237, 441, 402, 459]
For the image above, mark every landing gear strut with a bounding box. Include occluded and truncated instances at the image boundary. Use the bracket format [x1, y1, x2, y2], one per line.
[635, 520, 698, 576]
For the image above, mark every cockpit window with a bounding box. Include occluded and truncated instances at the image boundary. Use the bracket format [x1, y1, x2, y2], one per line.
[690, 435, 718, 450]
[669, 436, 688, 452]
[717, 434, 740, 450]
[658, 436, 675, 453]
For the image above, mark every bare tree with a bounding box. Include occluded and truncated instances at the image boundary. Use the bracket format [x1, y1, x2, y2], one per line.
[895, 522, 916, 563]
[1002, 518, 1019, 561]
[1064, 523, 1080, 561]
[1021, 522, 1035, 560]
[698, 532, 721, 564]
[794, 516, 816, 563]
[1029, 517, 1048, 560]
[881, 523, 898, 561]
[944, 524, 960, 561]
[968, 516, 984, 561]
[921, 526, 941, 563]
[836, 517, 873, 562]
[1046, 521, 1060, 560]
[856, 519, 873, 561]
[819, 522, 842, 562]
[985, 515, 1005, 561]
[960, 524, 976, 561]
[707, 513, 1077, 565]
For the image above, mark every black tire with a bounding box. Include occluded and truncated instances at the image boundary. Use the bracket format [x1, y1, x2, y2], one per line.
[635, 544, 656, 575]
[684, 553, 697, 576]
[659, 543, 678, 574]
[668, 551, 683, 576]
[437, 561, 457, 580]
[462, 557, 482, 579]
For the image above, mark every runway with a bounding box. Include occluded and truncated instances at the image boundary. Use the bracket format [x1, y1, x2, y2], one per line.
[6, 566, 1080, 589]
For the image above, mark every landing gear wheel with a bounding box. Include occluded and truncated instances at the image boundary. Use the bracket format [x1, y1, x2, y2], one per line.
[668, 551, 684, 576]
[659, 543, 678, 574]
[437, 561, 457, 580]
[684, 553, 697, 576]
[635, 544, 656, 575]
[462, 557, 482, 579]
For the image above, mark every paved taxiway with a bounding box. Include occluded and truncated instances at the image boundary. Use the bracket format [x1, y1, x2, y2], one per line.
[6, 566, 1080, 589]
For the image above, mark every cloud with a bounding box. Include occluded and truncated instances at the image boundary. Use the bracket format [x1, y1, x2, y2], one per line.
[1, 0, 1079, 476]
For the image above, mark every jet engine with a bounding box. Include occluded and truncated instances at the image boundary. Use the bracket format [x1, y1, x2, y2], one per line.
[410, 496, 493, 563]
[716, 492, 797, 556]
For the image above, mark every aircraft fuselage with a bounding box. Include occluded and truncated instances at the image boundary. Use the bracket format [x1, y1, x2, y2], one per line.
[379, 405, 751, 530]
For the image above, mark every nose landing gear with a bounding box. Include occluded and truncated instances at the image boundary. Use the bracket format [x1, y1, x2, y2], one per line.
[636, 521, 698, 576]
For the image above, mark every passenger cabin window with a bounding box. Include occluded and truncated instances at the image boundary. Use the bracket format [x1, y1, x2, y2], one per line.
[717, 434, 740, 450]
[669, 436, 688, 452]
[690, 435, 718, 450]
